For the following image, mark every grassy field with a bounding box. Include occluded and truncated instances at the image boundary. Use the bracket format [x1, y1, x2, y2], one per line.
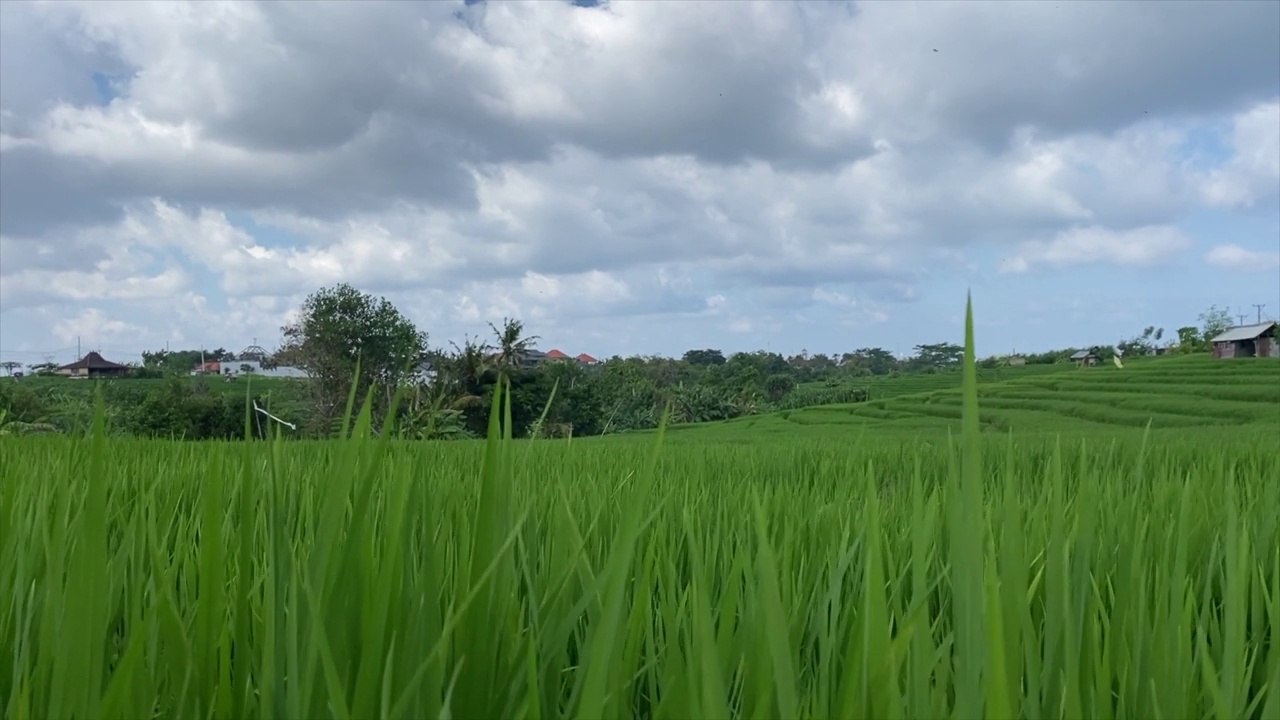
[2, 317, 1278, 718]
[675, 354, 1280, 441]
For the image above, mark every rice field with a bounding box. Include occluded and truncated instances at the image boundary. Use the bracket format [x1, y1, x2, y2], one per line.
[681, 353, 1280, 441]
[2, 307, 1278, 719]
[797, 361, 1071, 401]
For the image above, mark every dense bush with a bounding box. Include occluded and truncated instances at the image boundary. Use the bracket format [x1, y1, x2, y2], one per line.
[0, 377, 272, 440]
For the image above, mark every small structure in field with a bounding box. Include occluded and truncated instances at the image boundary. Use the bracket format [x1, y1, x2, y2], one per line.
[1008, 355, 1026, 366]
[57, 351, 130, 378]
[1210, 322, 1279, 359]
[1070, 349, 1099, 367]
[576, 353, 599, 366]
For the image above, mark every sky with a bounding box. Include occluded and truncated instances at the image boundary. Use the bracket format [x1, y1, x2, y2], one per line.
[1, 0, 1278, 368]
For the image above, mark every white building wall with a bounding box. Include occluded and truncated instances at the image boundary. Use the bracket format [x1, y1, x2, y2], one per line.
[223, 360, 310, 378]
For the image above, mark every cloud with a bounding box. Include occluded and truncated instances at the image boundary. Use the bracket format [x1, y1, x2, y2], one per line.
[811, 288, 890, 325]
[1204, 243, 1280, 272]
[1200, 101, 1280, 209]
[998, 225, 1191, 274]
[52, 307, 145, 346]
[1, 0, 1278, 359]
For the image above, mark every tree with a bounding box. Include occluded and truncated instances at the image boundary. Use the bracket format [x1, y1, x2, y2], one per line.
[415, 336, 495, 437]
[143, 347, 234, 375]
[1175, 325, 1201, 353]
[1198, 305, 1232, 343]
[912, 342, 964, 369]
[0, 361, 21, 376]
[841, 347, 898, 375]
[1118, 326, 1165, 357]
[28, 362, 59, 376]
[489, 317, 539, 373]
[683, 348, 727, 366]
[763, 373, 796, 403]
[279, 283, 427, 434]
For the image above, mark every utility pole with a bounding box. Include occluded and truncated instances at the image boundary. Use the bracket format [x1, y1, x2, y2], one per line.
[1253, 304, 1266, 324]
[1236, 313, 1248, 325]
[77, 336, 81, 360]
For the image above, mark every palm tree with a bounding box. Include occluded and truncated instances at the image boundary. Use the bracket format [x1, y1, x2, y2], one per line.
[489, 317, 540, 373]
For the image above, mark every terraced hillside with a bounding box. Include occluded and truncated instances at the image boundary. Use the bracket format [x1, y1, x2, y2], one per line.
[798, 361, 1091, 401]
[671, 354, 1280, 440]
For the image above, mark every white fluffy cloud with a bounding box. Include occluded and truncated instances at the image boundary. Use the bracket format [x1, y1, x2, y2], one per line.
[1200, 101, 1280, 209]
[1204, 244, 1280, 272]
[1, 0, 1278, 360]
[998, 225, 1192, 275]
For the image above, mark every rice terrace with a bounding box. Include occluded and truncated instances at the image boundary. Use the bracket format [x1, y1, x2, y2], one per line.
[2, 298, 1278, 720]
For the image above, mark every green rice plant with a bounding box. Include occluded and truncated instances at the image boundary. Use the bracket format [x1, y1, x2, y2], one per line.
[1, 306, 1277, 719]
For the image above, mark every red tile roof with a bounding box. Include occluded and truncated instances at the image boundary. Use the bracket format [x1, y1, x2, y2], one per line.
[576, 353, 598, 364]
[546, 349, 570, 359]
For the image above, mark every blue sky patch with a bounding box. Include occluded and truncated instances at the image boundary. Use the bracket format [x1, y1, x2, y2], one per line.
[225, 212, 303, 251]
[1177, 120, 1235, 170]
[89, 71, 128, 106]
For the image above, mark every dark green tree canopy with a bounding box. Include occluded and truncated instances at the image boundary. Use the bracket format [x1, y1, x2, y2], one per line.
[683, 348, 727, 366]
[912, 342, 963, 369]
[279, 283, 427, 429]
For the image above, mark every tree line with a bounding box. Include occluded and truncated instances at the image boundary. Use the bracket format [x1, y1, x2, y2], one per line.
[0, 285, 1245, 440]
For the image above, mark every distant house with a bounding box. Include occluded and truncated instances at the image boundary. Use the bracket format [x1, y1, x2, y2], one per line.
[57, 351, 130, 378]
[519, 349, 549, 368]
[408, 357, 437, 385]
[1210, 322, 1279, 359]
[488, 348, 603, 369]
[1008, 356, 1026, 366]
[488, 348, 548, 369]
[1070, 349, 1099, 367]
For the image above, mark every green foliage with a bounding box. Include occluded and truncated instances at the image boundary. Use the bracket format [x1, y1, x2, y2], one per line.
[673, 352, 1280, 441]
[27, 362, 60, 376]
[123, 377, 271, 440]
[278, 282, 427, 432]
[489, 316, 540, 372]
[763, 373, 796, 402]
[1, 294, 1240, 442]
[682, 348, 727, 366]
[0, 376, 298, 439]
[2, 355, 1277, 717]
[910, 341, 964, 369]
[0, 408, 58, 436]
[1176, 325, 1203, 352]
[140, 348, 233, 376]
[1200, 304, 1233, 341]
[1117, 325, 1165, 357]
